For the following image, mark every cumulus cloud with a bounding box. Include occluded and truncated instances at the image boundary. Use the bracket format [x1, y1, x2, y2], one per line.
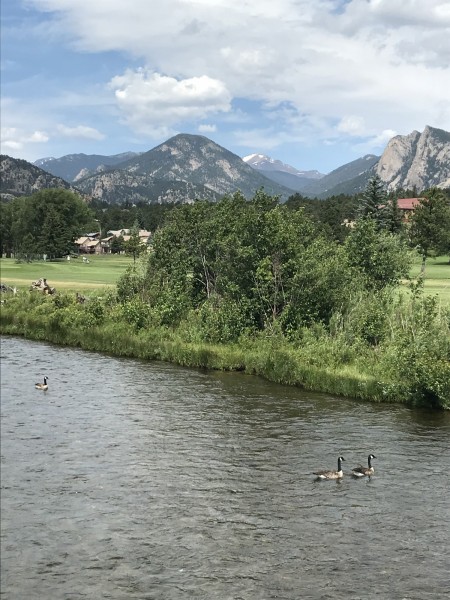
[198, 124, 217, 133]
[27, 1, 450, 128]
[353, 128, 399, 154]
[57, 124, 105, 139]
[8, 0, 450, 161]
[1, 127, 49, 152]
[337, 116, 367, 136]
[108, 70, 232, 135]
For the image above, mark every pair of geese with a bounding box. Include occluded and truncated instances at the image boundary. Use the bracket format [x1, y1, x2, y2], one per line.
[314, 454, 376, 480]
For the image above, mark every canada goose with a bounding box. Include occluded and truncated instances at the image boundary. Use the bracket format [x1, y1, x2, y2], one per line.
[352, 454, 376, 477]
[35, 376, 48, 391]
[314, 456, 345, 480]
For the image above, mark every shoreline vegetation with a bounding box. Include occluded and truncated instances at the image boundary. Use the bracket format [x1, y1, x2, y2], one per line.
[1, 297, 449, 409]
[1, 273, 449, 409]
[1, 190, 449, 409]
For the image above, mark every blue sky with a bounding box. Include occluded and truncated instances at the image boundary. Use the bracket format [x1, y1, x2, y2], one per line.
[2, 0, 449, 174]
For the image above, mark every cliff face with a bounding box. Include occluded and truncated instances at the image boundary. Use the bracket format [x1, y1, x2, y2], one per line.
[376, 126, 450, 191]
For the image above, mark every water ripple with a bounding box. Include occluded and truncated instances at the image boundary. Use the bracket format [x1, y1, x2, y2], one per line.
[1, 336, 449, 600]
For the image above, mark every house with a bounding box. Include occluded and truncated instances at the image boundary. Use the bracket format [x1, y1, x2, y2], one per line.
[121, 230, 152, 245]
[377, 198, 425, 223]
[138, 230, 152, 245]
[396, 198, 424, 221]
[100, 228, 152, 253]
[107, 229, 130, 238]
[74, 235, 103, 254]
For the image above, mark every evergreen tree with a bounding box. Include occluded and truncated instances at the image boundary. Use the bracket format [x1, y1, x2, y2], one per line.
[6, 189, 93, 258]
[358, 175, 388, 229]
[110, 235, 124, 254]
[384, 195, 403, 234]
[17, 233, 37, 262]
[124, 220, 144, 264]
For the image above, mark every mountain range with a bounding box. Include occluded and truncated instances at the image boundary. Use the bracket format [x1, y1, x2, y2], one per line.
[244, 126, 450, 197]
[0, 155, 80, 201]
[1, 126, 449, 204]
[34, 151, 141, 183]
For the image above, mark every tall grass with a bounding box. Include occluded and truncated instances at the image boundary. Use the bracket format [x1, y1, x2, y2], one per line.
[2, 287, 448, 408]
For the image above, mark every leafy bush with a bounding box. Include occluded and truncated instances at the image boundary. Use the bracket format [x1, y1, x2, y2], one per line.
[120, 298, 152, 330]
[117, 263, 146, 302]
[196, 296, 253, 343]
[83, 297, 105, 327]
[378, 293, 450, 408]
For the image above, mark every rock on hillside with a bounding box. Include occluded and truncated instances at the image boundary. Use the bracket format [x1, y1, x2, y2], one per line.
[376, 126, 450, 191]
[75, 168, 221, 204]
[116, 134, 295, 200]
[34, 152, 141, 182]
[0, 155, 82, 200]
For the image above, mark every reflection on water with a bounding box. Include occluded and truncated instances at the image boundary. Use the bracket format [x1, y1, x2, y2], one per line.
[1, 336, 449, 599]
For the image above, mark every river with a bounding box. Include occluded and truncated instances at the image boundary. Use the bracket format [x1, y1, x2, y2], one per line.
[1, 336, 449, 599]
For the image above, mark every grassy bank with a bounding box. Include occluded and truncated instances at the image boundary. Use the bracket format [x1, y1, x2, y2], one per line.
[0, 255, 132, 293]
[0, 301, 389, 403]
[1, 289, 449, 409]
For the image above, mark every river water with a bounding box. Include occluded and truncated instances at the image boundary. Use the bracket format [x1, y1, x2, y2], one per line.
[1, 336, 449, 600]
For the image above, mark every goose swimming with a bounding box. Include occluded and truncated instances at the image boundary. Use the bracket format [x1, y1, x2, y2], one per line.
[352, 454, 376, 477]
[314, 456, 345, 480]
[35, 376, 48, 391]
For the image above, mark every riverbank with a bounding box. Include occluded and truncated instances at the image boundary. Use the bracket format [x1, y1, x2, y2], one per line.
[1, 290, 449, 409]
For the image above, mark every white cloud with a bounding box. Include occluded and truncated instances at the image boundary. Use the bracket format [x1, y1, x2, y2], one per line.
[353, 128, 399, 154]
[25, 1, 449, 132]
[57, 124, 105, 139]
[29, 131, 50, 142]
[7, 0, 450, 165]
[2, 140, 23, 151]
[198, 124, 217, 133]
[1, 127, 49, 152]
[108, 70, 232, 136]
[337, 116, 366, 136]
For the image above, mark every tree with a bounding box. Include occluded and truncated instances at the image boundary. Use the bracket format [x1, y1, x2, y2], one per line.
[409, 188, 450, 270]
[124, 221, 144, 264]
[358, 175, 388, 228]
[0, 201, 14, 257]
[17, 233, 38, 262]
[5, 189, 93, 259]
[145, 191, 360, 333]
[110, 235, 124, 254]
[384, 196, 403, 234]
[345, 219, 412, 290]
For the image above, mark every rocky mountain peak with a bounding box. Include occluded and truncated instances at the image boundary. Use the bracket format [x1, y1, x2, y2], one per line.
[243, 153, 324, 179]
[376, 126, 450, 191]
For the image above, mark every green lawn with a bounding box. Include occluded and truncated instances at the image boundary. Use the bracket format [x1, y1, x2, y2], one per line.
[408, 254, 450, 305]
[1, 252, 449, 304]
[0, 255, 133, 292]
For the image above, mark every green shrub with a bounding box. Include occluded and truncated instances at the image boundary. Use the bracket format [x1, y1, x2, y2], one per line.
[120, 298, 152, 330]
[196, 297, 253, 344]
[116, 264, 146, 302]
[83, 297, 105, 327]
